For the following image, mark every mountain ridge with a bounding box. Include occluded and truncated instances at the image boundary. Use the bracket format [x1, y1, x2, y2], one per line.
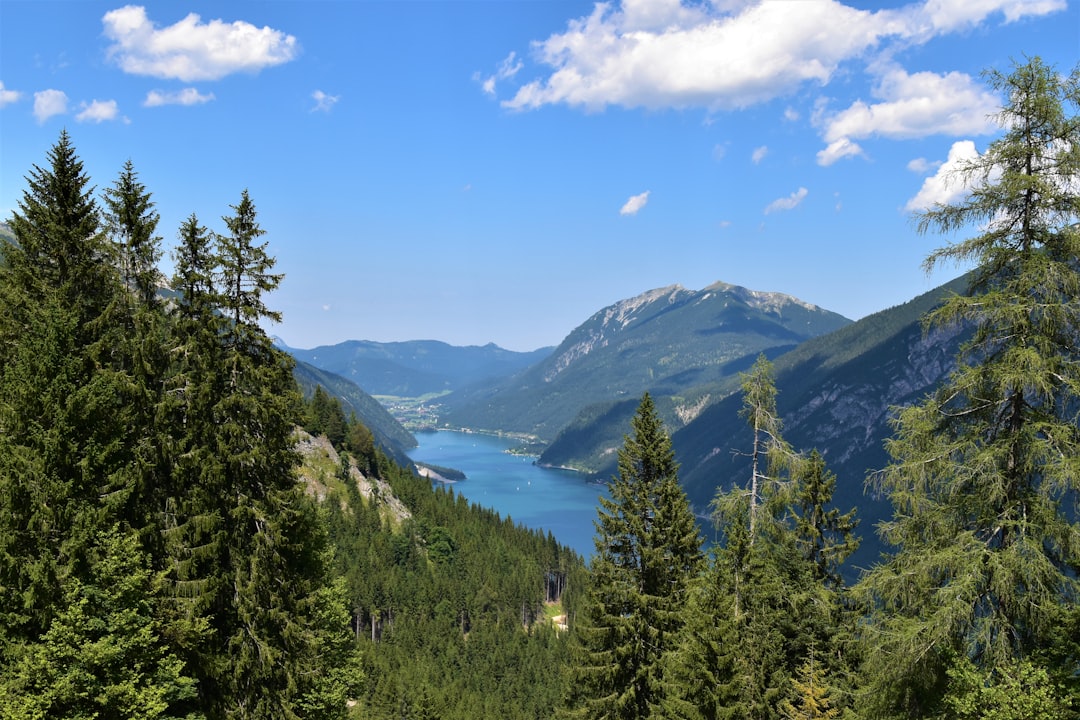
[440, 281, 852, 440]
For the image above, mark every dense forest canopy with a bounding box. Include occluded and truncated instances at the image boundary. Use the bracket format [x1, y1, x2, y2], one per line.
[0, 56, 1078, 720]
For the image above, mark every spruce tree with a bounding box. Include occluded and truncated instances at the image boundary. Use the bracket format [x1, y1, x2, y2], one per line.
[565, 393, 704, 720]
[100, 159, 172, 550]
[204, 191, 347, 718]
[103, 158, 163, 307]
[0, 131, 129, 646]
[854, 57, 1080, 717]
[0, 526, 201, 720]
[674, 357, 857, 720]
[790, 450, 858, 592]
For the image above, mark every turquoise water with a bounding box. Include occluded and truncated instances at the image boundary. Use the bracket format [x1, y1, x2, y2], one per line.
[408, 430, 609, 560]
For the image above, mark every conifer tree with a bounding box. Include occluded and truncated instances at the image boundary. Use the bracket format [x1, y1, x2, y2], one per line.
[778, 650, 840, 720]
[854, 56, 1080, 717]
[103, 158, 163, 307]
[100, 160, 172, 549]
[674, 357, 857, 720]
[791, 450, 859, 591]
[565, 393, 704, 720]
[0, 131, 129, 646]
[158, 213, 228, 685]
[660, 545, 745, 720]
[195, 191, 349, 718]
[0, 526, 201, 720]
[737, 354, 795, 536]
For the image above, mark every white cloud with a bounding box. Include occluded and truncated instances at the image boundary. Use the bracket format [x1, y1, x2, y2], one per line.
[499, 0, 1065, 115]
[33, 89, 67, 123]
[102, 5, 299, 82]
[620, 190, 651, 216]
[907, 156, 941, 173]
[504, 0, 896, 111]
[820, 66, 999, 149]
[905, 140, 980, 211]
[478, 51, 523, 96]
[144, 87, 215, 106]
[784, 107, 799, 122]
[0, 81, 22, 107]
[816, 137, 865, 166]
[75, 99, 120, 123]
[764, 187, 808, 214]
[751, 145, 768, 164]
[311, 90, 340, 112]
[902, 0, 1065, 37]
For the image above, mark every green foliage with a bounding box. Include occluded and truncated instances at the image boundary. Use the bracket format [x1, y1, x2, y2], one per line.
[855, 56, 1080, 718]
[565, 393, 705, 720]
[322, 452, 584, 720]
[0, 526, 201, 720]
[306, 385, 350, 448]
[941, 656, 1075, 720]
[292, 359, 417, 463]
[0, 128, 129, 645]
[669, 356, 858, 720]
[0, 135, 359, 720]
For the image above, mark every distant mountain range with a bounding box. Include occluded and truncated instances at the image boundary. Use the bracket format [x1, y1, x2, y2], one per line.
[292, 276, 972, 571]
[440, 282, 852, 439]
[286, 339, 552, 397]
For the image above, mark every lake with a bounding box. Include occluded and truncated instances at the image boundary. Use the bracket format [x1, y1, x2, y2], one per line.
[408, 430, 610, 560]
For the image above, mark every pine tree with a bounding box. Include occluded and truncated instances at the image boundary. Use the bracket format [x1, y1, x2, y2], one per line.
[854, 57, 1080, 717]
[565, 393, 704, 720]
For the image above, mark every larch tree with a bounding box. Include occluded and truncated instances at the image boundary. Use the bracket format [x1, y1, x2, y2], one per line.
[565, 393, 704, 720]
[854, 56, 1080, 718]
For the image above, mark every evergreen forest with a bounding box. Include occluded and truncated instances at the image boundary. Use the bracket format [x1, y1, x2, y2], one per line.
[1, 56, 1079, 719]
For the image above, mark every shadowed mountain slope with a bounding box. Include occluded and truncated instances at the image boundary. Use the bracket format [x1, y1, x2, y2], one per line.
[441, 282, 852, 440]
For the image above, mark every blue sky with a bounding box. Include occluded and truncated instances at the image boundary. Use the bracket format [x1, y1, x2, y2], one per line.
[2, 1, 1077, 351]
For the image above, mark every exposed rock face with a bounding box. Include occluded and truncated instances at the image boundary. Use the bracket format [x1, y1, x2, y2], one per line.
[444, 280, 850, 441]
[545, 285, 691, 382]
[294, 429, 411, 523]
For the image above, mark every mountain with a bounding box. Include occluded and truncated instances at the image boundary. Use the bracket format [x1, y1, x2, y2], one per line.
[441, 282, 852, 441]
[289, 339, 553, 397]
[292, 359, 417, 466]
[540, 275, 971, 572]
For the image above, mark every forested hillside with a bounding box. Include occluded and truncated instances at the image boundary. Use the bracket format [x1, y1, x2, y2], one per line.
[0, 132, 582, 719]
[293, 358, 417, 464]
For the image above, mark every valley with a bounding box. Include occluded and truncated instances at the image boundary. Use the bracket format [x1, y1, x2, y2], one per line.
[294, 275, 965, 572]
